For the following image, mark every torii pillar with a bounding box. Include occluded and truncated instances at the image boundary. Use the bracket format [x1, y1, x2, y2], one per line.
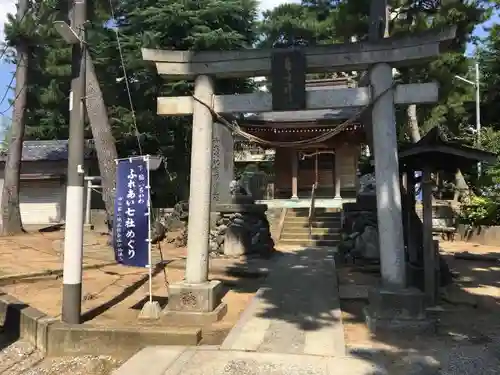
[165, 75, 227, 323]
[364, 0, 431, 333]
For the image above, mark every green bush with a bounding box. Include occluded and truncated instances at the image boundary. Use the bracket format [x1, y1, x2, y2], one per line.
[458, 195, 500, 226]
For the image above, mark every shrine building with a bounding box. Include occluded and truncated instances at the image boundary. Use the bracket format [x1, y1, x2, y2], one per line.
[234, 75, 365, 207]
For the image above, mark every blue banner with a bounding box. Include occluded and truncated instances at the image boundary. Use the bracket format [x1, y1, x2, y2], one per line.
[113, 157, 149, 267]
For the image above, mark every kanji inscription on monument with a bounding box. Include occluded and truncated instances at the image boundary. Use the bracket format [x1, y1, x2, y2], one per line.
[271, 49, 306, 111]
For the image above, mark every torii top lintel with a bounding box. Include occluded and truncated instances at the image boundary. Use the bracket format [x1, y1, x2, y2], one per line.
[142, 27, 457, 80]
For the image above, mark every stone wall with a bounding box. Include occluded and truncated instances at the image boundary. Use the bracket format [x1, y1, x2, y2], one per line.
[209, 204, 274, 258]
[457, 224, 500, 246]
[339, 197, 380, 262]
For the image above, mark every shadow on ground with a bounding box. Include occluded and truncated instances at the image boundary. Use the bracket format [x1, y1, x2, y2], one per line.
[223, 243, 500, 374]
[0, 294, 27, 351]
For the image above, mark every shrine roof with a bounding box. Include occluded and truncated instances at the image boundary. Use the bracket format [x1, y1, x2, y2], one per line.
[239, 108, 360, 125]
[399, 126, 497, 171]
[0, 140, 96, 162]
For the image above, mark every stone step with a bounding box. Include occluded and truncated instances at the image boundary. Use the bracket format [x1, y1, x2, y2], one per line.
[279, 238, 340, 247]
[287, 212, 342, 218]
[283, 223, 342, 231]
[288, 208, 342, 213]
[281, 228, 341, 237]
[281, 232, 341, 241]
[284, 216, 341, 223]
[283, 222, 342, 230]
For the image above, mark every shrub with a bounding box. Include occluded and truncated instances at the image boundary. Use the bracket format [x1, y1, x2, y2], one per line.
[458, 195, 500, 226]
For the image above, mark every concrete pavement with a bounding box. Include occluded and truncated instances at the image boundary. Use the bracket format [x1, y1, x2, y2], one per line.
[113, 247, 367, 374]
[113, 346, 385, 375]
[221, 247, 345, 356]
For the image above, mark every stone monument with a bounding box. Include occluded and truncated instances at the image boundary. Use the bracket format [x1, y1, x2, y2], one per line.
[209, 179, 274, 258]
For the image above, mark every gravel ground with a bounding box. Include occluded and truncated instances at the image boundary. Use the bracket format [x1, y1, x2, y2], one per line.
[2, 330, 500, 374]
[349, 330, 500, 375]
[0, 333, 122, 375]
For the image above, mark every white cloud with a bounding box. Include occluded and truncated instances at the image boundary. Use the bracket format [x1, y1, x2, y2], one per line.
[0, 0, 16, 42]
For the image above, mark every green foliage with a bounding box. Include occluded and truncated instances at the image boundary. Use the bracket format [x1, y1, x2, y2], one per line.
[259, 2, 340, 47]
[4, 0, 77, 139]
[458, 195, 500, 226]
[259, 0, 493, 145]
[103, 0, 258, 203]
[459, 127, 500, 226]
[2, 0, 259, 205]
[471, 127, 500, 192]
[479, 24, 500, 132]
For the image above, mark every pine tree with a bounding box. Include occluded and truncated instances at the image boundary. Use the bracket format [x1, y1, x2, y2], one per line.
[259, 0, 492, 140]
[478, 24, 500, 132]
[4, 0, 73, 140]
[259, 0, 493, 197]
[475, 24, 500, 189]
[1, 0, 31, 234]
[98, 0, 259, 203]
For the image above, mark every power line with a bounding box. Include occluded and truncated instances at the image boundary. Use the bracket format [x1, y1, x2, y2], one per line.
[107, 0, 142, 155]
[0, 84, 26, 116]
[0, 73, 16, 108]
[0, 57, 24, 108]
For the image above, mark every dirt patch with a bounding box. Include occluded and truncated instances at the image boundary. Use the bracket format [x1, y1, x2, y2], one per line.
[338, 240, 500, 374]
[0, 231, 264, 345]
[0, 230, 114, 277]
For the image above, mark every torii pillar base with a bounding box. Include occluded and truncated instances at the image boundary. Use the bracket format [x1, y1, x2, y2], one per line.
[164, 280, 227, 325]
[364, 287, 436, 334]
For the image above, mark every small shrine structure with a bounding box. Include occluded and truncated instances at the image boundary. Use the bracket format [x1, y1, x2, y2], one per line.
[399, 126, 497, 306]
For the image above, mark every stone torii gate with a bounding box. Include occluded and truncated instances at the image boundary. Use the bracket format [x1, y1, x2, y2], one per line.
[142, 27, 456, 325]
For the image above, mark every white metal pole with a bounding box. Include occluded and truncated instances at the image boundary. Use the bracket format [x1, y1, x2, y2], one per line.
[146, 155, 152, 304]
[475, 62, 482, 177]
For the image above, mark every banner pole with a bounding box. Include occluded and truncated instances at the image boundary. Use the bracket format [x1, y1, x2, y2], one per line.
[146, 155, 153, 304]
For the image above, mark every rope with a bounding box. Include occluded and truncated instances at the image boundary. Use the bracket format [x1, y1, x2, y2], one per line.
[192, 82, 396, 148]
[108, 0, 143, 154]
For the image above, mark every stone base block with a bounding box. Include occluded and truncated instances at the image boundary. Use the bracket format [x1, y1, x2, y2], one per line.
[164, 280, 227, 324]
[364, 287, 436, 334]
[167, 280, 224, 312]
[164, 302, 227, 326]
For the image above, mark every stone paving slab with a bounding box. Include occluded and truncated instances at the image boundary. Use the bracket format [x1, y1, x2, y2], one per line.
[221, 247, 346, 356]
[113, 346, 385, 375]
[113, 247, 348, 375]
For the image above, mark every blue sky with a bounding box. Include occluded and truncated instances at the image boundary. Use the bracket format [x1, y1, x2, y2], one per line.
[0, 0, 497, 123]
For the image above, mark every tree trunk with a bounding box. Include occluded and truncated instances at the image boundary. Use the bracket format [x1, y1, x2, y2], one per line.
[1, 0, 29, 235]
[406, 104, 421, 142]
[453, 169, 469, 201]
[85, 54, 117, 218]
